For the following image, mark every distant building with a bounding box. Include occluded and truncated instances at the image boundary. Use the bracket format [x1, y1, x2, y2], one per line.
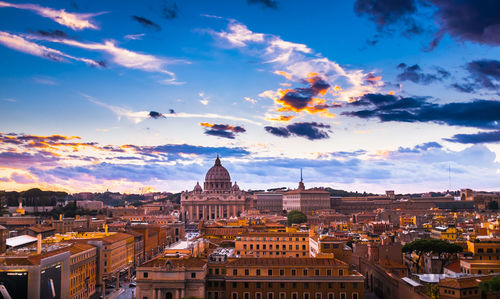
[76, 200, 103, 210]
[234, 231, 309, 258]
[255, 192, 283, 214]
[181, 156, 255, 221]
[282, 178, 330, 214]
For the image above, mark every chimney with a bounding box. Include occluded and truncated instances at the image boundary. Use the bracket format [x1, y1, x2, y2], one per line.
[105, 224, 109, 236]
[37, 233, 42, 254]
[59, 214, 63, 221]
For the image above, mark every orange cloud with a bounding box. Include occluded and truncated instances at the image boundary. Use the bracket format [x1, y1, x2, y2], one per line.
[273, 70, 293, 80]
[266, 115, 294, 122]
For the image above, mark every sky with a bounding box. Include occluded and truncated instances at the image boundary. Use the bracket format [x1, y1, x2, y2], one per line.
[1, 0, 500, 194]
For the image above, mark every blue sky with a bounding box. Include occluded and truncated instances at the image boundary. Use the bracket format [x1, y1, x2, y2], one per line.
[1, 0, 500, 194]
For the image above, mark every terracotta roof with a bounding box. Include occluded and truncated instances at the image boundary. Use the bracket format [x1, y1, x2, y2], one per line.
[241, 232, 308, 237]
[228, 257, 346, 267]
[439, 277, 481, 289]
[444, 260, 461, 273]
[100, 232, 134, 244]
[68, 243, 96, 255]
[28, 225, 55, 233]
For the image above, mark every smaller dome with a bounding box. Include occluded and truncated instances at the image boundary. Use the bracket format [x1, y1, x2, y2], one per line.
[232, 182, 240, 191]
[194, 182, 202, 193]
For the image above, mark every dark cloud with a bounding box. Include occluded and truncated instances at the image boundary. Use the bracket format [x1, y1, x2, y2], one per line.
[131, 16, 161, 30]
[265, 122, 331, 140]
[33, 30, 68, 39]
[0, 151, 59, 168]
[354, 0, 420, 35]
[344, 93, 500, 129]
[451, 59, 500, 93]
[445, 130, 500, 144]
[149, 111, 165, 119]
[169, 109, 175, 114]
[10, 172, 35, 184]
[355, 0, 500, 47]
[429, 0, 500, 46]
[264, 126, 290, 138]
[398, 141, 442, 153]
[204, 130, 237, 139]
[163, 1, 179, 19]
[450, 83, 475, 93]
[396, 63, 449, 84]
[200, 123, 246, 139]
[247, 0, 278, 9]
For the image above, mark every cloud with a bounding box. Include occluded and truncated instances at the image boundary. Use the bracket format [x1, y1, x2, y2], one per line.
[396, 63, 449, 85]
[124, 33, 146, 40]
[33, 29, 69, 39]
[0, 151, 60, 167]
[451, 59, 500, 93]
[149, 111, 166, 119]
[25, 34, 182, 77]
[247, 0, 278, 9]
[200, 122, 246, 139]
[353, 0, 420, 35]
[132, 16, 161, 31]
[0, 31, 102, 66]
[33, 76, 58, 85]
[10, 172, 35, 184]
[163, 1, 179, 19]
[265, 122, 331, 140]
[215, 21, 265, 47]
[261, 73, 340, 118]
[345, 93, 500, 129]
[397, 141, 442, 153]
[124, 143, 250, 158]
[198, 92, 209, 105]
[445, 130, 500, 144]
[266, 115, 294, 122]
[354, 0, 500, 47]
[85, 95, 262, 125]
[244, 97, 257, 104]
[0, 1, 105, 30]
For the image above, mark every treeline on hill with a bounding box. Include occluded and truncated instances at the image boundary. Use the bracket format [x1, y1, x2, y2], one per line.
[324, 187, 377, 197]
[0, 188, 68, 206]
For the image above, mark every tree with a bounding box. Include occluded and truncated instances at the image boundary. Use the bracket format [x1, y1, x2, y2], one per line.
[287, 210, 307, 225]
[402, 239, 462, 274]
[479, 276, 500, 297]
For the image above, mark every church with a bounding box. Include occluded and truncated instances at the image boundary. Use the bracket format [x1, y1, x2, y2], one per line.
[180, 156, 255, 221]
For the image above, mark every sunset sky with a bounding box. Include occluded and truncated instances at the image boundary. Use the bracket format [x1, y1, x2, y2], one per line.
[1, 0, 500, 194]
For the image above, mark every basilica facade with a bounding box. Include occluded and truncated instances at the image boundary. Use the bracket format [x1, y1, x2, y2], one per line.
[181, 156, 255, 222]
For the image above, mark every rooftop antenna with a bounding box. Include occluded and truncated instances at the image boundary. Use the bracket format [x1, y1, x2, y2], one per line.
[300, 168, 303, 182]
[448, 164, 451, 191]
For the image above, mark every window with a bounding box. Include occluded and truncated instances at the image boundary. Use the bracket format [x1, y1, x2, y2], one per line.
[353, 283, 357, 289]
[143, 272, 148, 278]
[268, 269, 273, 276]
[191, 272, 196, 278]
[304, 282, 309, 289]
[267, 293, 274, 299]
[233, 269, 238, 275]
[280, 269, 284, 276]
[245, 282, 249, 288]
[340, 293, 346, 299]
[256, 293, 262, 299]
[292, 282, 297, 288]
[339, 270, 343, 276]
[280, 283, 285, 288]
[257, 269, 261, 276]
[303, 293, 310, 299]
[233, 282, 237, 288]
[316, 294, 322, 299]
[327, 270, 331, 276]
[292, 293, 298, 299]
[352, 294, 358, 299]
[280, 293, 285, 299]
[268, 283, 273, 288]
[257, 282, 261, 288]
[328, 293, 334, 299]
[215, 269, 220, 275]
[304, 270, 308, 275]
[315, 270, 320, 276]
[302, 245, 306, 250]
[340, 283, 345, 289]
[245, 293, 250, 299]
[292, 269, 296, 276]
[232, 293, 238, 299]
[245, 269, 250, 275]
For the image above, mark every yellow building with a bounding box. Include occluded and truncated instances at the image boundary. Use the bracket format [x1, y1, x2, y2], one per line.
[431, 225, 458, 241]
[235, 232, 309, 257]
[69, 243, 97, 299]
[399, 216, 416, 227]
[466, 237, 500, 261]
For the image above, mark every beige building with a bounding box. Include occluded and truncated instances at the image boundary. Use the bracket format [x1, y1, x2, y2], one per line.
[283, 180, 330, 214]
[235, 232, 310, 257]
[181, 156, 255, 222]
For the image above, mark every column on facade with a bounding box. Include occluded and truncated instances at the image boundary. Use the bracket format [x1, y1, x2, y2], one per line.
[208, 204, 212, 220]
[196, 205, 200, 220]
[232, 205, 236, 217]
[203, 205, 207, 220]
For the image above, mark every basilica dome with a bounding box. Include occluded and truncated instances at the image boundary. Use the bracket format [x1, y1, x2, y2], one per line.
[204, 155, 231, 191]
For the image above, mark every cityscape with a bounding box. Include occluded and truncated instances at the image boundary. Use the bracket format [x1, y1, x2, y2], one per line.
[1, 0, 500, 299]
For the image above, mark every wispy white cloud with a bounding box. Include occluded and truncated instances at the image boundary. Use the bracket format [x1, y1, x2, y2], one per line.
[84, 94, 262, 125]
[244, 97, 257, 104]
[0, 1, 105, 30]
[215, 21, 265, 47]
[26, 34, 181, 76]
[0, 31, 101, 66]
[33, 76, 58, 85]
[199, 92, 209, 105]
[124, 33, 146, 40]
[2, 98, 16, 102]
